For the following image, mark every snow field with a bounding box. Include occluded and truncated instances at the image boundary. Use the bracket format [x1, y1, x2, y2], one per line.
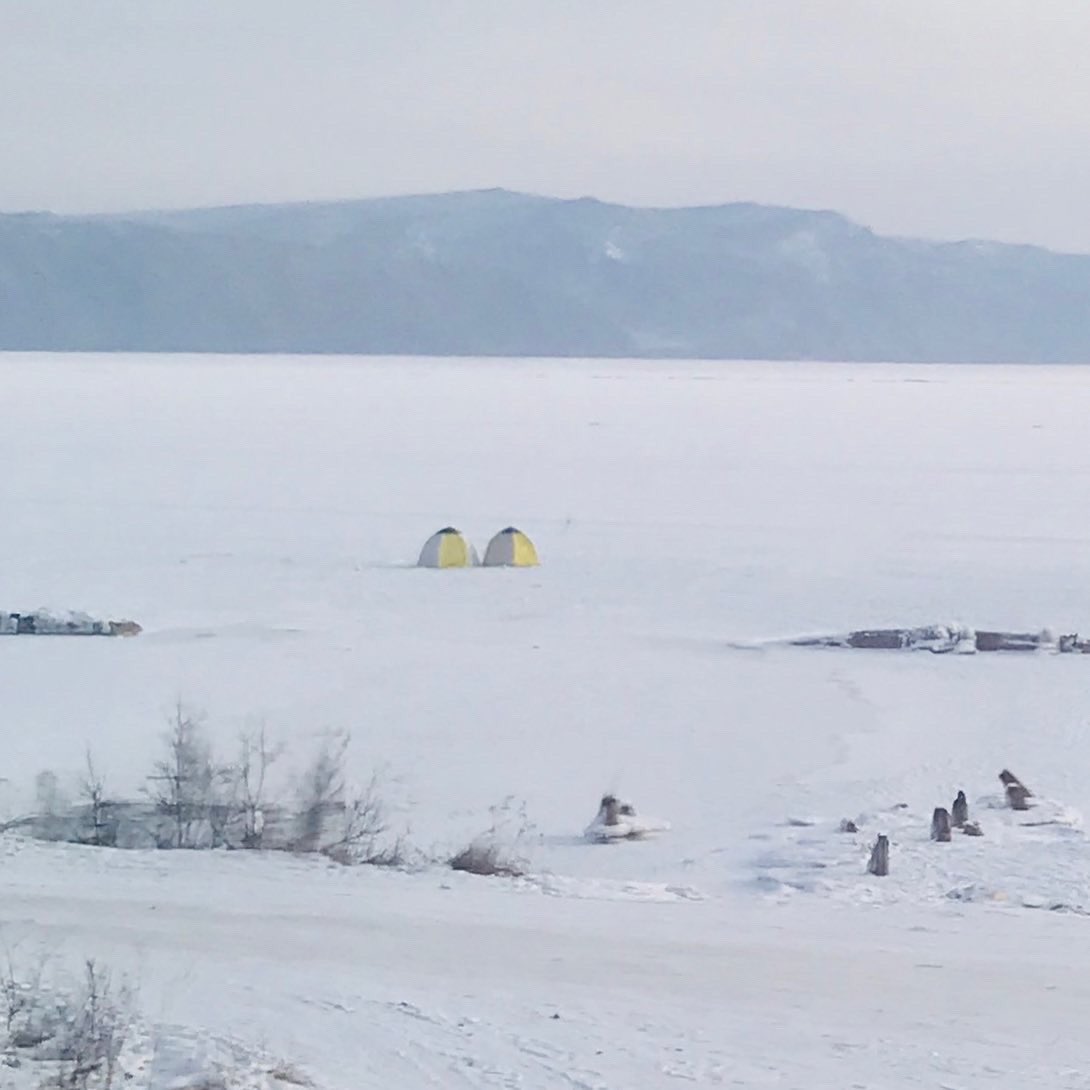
[4, 354, 1090, 1086]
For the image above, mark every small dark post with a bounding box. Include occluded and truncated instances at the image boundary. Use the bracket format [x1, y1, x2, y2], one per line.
[999, 769, 1032, 796]
[931, 807, 952, 842]
[867, 834, 889, 876]
[951, 790, 969, 828]
[1006, 784, 1031, 811]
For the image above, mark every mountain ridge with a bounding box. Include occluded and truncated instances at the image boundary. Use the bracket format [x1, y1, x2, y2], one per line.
[2, 188, 1087, 361]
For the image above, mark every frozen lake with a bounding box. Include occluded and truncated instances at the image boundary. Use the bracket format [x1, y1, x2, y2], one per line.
[3, 353, 1090, 1087]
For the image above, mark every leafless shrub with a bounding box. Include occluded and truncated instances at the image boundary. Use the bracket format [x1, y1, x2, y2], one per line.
[1, 946, 49, 1044]
[145, 702, 221, 848]
[236, 723, 284, 850]
[449, 841, 524, 878]
[323, 770, 391, 864]
[292, 731, 350, 854]
[50, 959, 132, 1090]
[449, 797, 533, 878]
[292, 736, 395, 864]
[1, 955, 134, 1090]
[354, 832, 410, 869]
[79, 751, 116, 848]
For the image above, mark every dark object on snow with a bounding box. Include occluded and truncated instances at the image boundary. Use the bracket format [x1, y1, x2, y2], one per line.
[951, 791, 969, 828]
[1006, 784, 1032, 811]
[931, 808, 952, 842]
[974, 631, 1045, 652]
[793, 626, 954, 651]
[789, 625, 1082, 655]
[596, 794, 636, 827]
[839, 819, 858, 833]
[961, 821, 984, 837]
[848, 629, 922, 650]
[1, 609, 141, 637]
[448, 841, 524, 878]
[867, 834, 889, 876]
[1000, 769, 1033, 810]
[999, 769, 1032, 795]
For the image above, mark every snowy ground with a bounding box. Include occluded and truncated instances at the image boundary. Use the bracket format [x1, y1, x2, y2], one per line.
[3, 353, 1090, 1086]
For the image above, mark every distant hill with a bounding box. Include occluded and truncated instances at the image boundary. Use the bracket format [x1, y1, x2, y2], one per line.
[2, 188, 1088, 362]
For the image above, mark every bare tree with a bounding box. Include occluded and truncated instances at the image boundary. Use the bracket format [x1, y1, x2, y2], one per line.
[292, 732, 393, 862]
[146, 702, 215, 849]
[236, 723, 284, 849]
[205, 762, 239, 850]
[293, 730, 350, 853]
[79, 750, 115, 848]
[323, 770, 391, 865]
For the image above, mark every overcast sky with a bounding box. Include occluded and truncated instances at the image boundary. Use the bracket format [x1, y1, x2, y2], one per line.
[4, 1, 1089, 250]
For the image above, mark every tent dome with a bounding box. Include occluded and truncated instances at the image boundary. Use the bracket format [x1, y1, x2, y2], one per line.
[482, 526, 539, 567]
[417, 527, 479, 568]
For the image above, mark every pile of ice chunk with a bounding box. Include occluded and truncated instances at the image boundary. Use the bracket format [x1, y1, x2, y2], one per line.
[0, 609, 141, 636]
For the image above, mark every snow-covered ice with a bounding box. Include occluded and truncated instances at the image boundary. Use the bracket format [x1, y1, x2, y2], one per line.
[4, 353, 1090, 1086]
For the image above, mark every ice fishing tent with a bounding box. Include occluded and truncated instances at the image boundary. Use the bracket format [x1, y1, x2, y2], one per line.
[482, 526, 539, 567]
[417, 527, 479, 568]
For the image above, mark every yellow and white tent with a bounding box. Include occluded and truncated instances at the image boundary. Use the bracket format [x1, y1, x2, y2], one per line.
[418, 527, 479, 568]
[482, 526, 539, 567]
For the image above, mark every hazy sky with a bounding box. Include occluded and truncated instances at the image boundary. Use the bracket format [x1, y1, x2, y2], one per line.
[5, 1, 1090, 250]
